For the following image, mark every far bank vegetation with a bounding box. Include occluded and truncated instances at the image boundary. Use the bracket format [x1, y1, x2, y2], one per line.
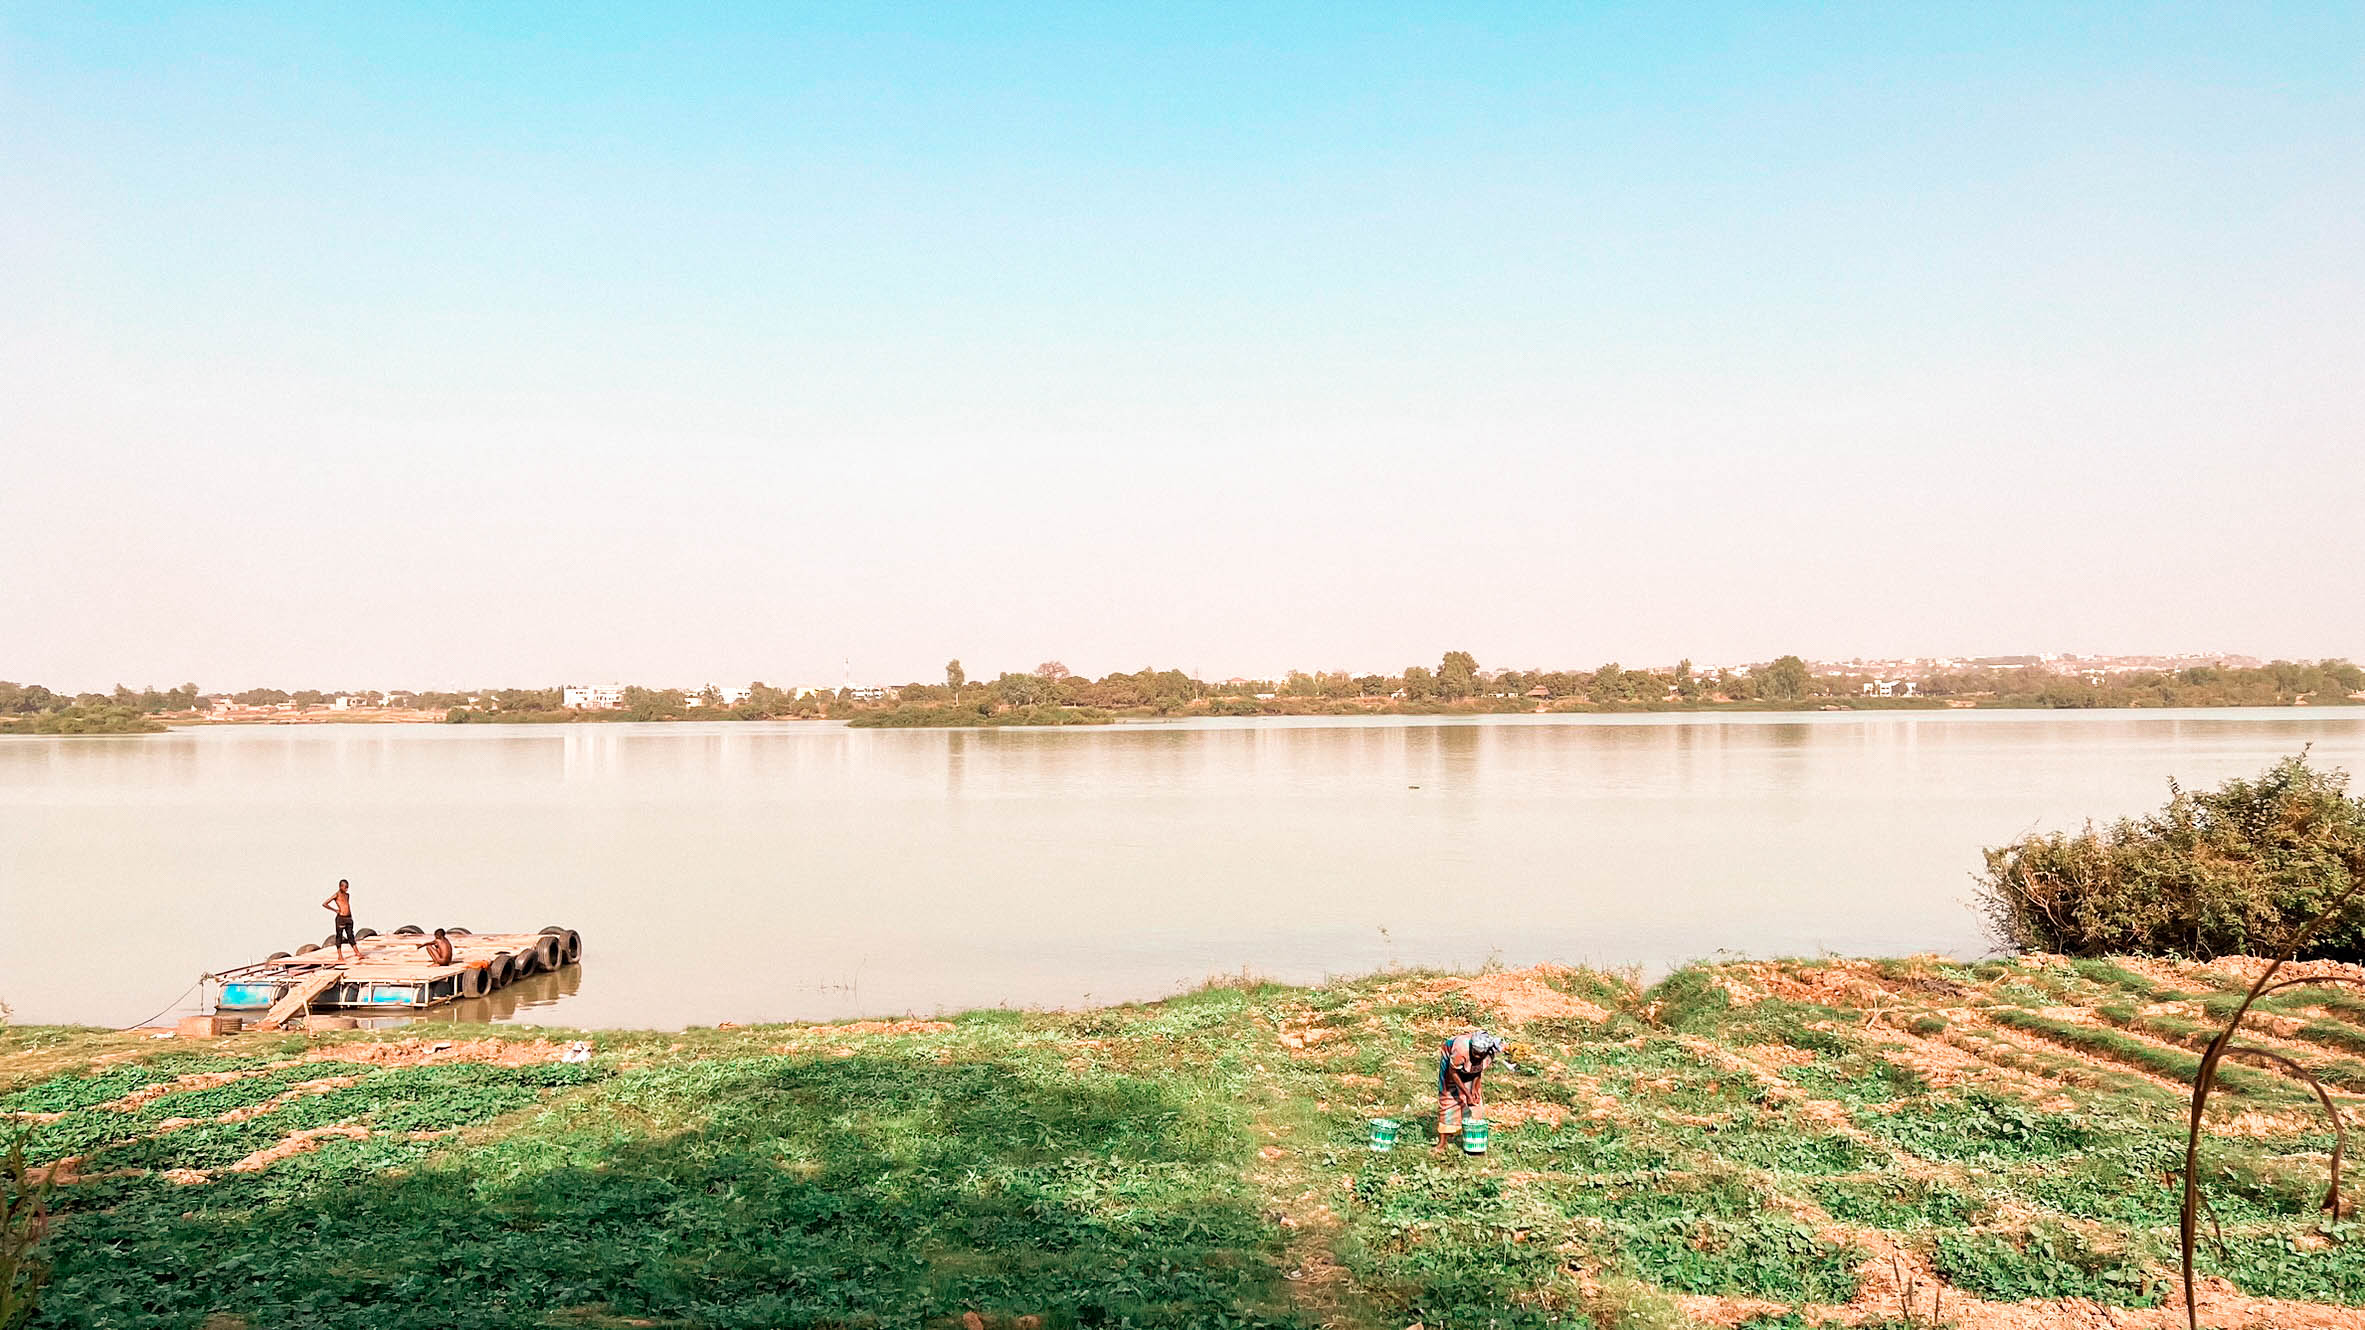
[843, 654, 2365, 729]
[7, 656, 2359, 734]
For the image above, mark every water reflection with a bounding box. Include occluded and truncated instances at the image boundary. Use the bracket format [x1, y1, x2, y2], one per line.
[5, 710, 2364, 1029]
[420, 963, 585, 1024]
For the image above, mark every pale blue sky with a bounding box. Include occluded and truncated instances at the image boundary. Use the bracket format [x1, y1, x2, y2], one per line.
[4, 4, 2360, 689]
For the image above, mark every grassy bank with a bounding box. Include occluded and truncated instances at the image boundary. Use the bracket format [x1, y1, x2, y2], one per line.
[12, 957, 2365, 1328]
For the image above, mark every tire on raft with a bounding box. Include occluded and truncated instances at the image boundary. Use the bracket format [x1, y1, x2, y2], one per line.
[458, 966, 489, 999]
[510, 946, 544, 978]
[445, 926, 470, 935]
[355, 928, 379, 939]
[394, 924, 424, 935]
[557, 930, 582, 964]
[528, 934, 563, 972]
[294, 943, 320, 955]
[540, 926, 566, 936]
[486, 953, 514, 988]
[266, 951, 291, 961]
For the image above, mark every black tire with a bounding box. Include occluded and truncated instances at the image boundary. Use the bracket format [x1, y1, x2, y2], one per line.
[558, 930, 582, 964]
[488, 953, 514, 987]
[322, 935, 339, 948]
[511, 946, 544, 978]
[529, 934, 562, 971]
[445, 926, 471, 935]
[459, 966, 489, 999]
[355, 928, 379, 939]
[540, 925, 566, 936]
[394, 924, 424, 936]
[266, 951, 291, 961]
[295, 943, 320, 955]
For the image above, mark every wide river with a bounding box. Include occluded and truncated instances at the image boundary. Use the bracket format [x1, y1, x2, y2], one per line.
[4, 709, 2362, 1029]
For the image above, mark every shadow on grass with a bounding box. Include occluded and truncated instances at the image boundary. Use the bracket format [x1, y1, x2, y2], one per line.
[34, 1053, 1306, 1330]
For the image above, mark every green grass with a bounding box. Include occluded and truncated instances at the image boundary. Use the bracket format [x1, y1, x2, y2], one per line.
[1930, 1225, 2164, 1306]
[1987, 1006, 2292, 1098]
[13, 956, 2365, 1327]
[1811, 1173, 1977, 1229]
[2068, 958, 2191, 1002]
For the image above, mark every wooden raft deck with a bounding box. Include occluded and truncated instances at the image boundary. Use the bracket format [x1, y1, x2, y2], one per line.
[210, 927, 582, 1017]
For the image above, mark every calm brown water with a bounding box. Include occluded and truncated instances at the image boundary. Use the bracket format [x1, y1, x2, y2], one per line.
[4, 710, 2362, 1029]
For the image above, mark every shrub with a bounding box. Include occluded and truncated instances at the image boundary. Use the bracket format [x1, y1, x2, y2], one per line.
[1, 1135, 50, 1330]
[1976, 754, 2365, 958]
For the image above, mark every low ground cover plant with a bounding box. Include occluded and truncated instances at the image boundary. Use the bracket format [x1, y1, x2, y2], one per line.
[8, 953, 2365, 1327]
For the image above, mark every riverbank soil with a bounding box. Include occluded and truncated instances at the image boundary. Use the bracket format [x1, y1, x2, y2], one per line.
[12, 956, 2365, 1328]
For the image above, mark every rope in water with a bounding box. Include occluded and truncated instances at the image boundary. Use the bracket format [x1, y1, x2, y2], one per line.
[115, 975, 208, 1031]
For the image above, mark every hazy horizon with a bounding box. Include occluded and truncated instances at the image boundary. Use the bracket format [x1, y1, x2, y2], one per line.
[6, 5, 2360, 691]
[1, 644, 2345, 699]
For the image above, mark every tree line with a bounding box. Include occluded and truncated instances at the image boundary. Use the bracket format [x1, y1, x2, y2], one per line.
[0, 683, 195, 734]
[5, 656, 2359, 734]
[859, 653, 2365, 722]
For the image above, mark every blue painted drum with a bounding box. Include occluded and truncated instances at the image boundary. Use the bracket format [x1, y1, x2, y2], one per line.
[218, 982, 281, 1008]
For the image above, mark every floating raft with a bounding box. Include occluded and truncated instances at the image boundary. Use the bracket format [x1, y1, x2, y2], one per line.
[209, 925, 582, 1025]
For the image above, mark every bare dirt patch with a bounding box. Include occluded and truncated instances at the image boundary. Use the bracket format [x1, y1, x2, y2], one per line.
[216, 1076, 362, 1124]
[787, 1020, 953, 1038]
[225, 1123, 371, 1173]
[111, 1068, 266, 1112]
[1421, 966, 1614, 1026]
[2212, 958, 2365, 992]
[306, 1037, 568, 1068]
[1481, 1100, 1569, 1128]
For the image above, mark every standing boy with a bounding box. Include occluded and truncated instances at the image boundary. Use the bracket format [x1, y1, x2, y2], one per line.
[321, 878, 361, 960]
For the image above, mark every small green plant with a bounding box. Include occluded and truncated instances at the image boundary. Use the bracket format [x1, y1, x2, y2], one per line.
[1857, 1088, 2097, 1164]
[1617, 1215, 1861, 1303]
[1, 1134, 53, 1330]
[1812, 1174, 1975, 1229]
[1932, 1224, 2162, 1306]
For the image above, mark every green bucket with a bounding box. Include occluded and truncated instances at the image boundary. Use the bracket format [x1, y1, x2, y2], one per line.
[1461, 1117, 1490, 1155]
[1368, 1118, 1399, 1152]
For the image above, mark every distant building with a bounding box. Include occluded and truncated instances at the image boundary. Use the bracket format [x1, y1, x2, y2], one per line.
[329, 694, 367, 711]
[848, 685, 891, 702]
[564, 683, 628, 710]
[1860, 679, 1917, 698]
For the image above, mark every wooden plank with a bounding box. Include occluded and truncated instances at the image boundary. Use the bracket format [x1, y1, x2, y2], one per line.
[253, 968, 341, 1030]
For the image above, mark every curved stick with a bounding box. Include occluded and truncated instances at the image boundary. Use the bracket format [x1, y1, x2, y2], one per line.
[2180, 876, 2365, 1330]
[2223, 1044, 2348, 1215]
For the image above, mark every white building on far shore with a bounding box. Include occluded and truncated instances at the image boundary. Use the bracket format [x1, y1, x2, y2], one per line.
[563, 683, 629, 710]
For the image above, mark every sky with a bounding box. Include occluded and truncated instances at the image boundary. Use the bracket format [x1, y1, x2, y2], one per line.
[4, 3, 2361, 691]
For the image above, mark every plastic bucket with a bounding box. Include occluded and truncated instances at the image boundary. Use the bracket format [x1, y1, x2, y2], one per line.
[1368, 1118, 1399, 1152]
[1461, 1118, 1490, 1154]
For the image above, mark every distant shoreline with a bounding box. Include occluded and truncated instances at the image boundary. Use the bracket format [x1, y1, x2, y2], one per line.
[9, 693, 2362, 737]
[67, 691, 2357, 733]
